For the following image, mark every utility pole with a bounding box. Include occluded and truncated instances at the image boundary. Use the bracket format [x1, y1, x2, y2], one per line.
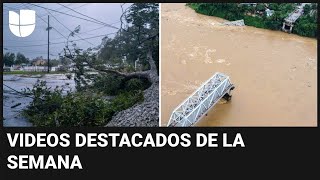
[47, 15, 50, 73]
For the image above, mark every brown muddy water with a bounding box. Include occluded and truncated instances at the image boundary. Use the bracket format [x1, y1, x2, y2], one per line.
[161, 3, 317, 126]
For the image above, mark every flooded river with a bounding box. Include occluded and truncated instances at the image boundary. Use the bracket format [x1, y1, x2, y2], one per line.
[3, 74, 75, 127]
[161, 3, 317, 126]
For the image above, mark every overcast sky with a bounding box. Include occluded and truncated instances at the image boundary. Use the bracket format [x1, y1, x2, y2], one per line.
[3, 3, 131, 60]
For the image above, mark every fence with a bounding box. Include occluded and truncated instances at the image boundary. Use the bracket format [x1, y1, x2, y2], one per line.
[3, 65, 59, 72]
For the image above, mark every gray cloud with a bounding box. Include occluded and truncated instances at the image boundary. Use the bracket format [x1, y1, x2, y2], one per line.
[3, 3, 131, 60]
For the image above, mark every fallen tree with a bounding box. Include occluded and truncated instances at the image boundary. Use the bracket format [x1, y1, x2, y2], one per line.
[20, 3, 159, 127]
[62, 3, 159, 127]
[106, 51, 159, 127]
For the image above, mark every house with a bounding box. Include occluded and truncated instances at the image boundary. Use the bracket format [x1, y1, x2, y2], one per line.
[32, 56, 47, 66]
[240, 3, 257, 7]
[33, 59, 46, 66]
[4, 66, 11, 72]
[265, 8, 274, 17]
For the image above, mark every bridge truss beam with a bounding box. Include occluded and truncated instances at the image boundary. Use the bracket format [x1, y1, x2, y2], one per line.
[167, 72, 235, 127]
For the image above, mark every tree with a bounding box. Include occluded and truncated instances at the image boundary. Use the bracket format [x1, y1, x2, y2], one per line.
[96, 3, 159, 69]
[269, 3, 280, 11]
[311, 3, 317, 10]
[3, 52, 15, 66]
[293, 13, 317, 38]
[15, 52, 29, 65]
[60, 57, 72, 66]
[62, 3, 159, 126]
[256, 4, 265, 12]
[247, 5, 256, 14]
[44, 59, 60, 67]
[188, 3, 315, 38]
[278, 3, 294, 13]
[303, 4, 311, 15]
[265, 11, 283, 30]
[65, 3, 159, 80]
[194, 3, 244, 20]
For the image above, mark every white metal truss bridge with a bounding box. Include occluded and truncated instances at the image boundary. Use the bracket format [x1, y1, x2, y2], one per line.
[167, 72, 235, 127]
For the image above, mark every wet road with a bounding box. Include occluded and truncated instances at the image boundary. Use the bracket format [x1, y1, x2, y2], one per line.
[3, 74, 75, 127]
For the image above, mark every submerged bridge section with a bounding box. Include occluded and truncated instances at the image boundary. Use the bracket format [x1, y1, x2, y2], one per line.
[282, 3, 309, 33]
[167, 72, 235, 127]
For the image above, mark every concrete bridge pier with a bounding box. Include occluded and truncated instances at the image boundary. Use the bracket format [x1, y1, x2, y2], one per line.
[282, 22, 293, 33]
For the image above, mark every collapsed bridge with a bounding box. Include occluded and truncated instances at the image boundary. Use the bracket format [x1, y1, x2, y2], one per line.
[167, 72, 235, 127]
[282, 3, 309, 33]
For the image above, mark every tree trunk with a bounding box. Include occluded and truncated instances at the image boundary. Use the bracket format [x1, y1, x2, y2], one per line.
[106, 50, 159, 127]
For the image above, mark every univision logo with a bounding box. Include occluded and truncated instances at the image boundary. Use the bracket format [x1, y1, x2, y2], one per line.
[9, 10, 36, 37]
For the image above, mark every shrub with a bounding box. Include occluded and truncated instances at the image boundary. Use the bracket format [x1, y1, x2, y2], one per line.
[293, 14, 317, 38]
[23, 80, 113, 127]
[91, 74, 123, 95]
[244, 16, 266, 28]
[110, 91, 144, 112]
[124, 78, 151, 92]
[23, 80, 144, 127]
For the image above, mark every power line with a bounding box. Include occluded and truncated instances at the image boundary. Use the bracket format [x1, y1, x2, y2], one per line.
[4, 22, 120, 43]
[4, 3, 118, 49]
[38, 3, 89, 18]
[27, 3, 113, 27]
[46, 9, 95, 46]
[4, 4, 68, 41]
[57, 3, 118, 30]
[78, 22, 121, 35]
[3, 49, 58, 56]
[4, 4, 120, 43]
[4, 47, 59, 54]
[37, 3, 73, 17]
[4, 3, 86, 18]
[23, 4, 68, 40]
[3, 43, 65, 48]
[4, 33, 117, 47]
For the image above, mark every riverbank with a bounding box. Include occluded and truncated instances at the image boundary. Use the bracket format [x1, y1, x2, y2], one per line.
[161, 3, 317, 126]
[187, 3, 317, 38]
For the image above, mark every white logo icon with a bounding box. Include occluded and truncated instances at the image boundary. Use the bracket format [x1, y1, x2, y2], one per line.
[9, 10, 36, 37]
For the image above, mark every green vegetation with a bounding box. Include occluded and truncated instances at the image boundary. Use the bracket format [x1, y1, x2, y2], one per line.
[4, 51, 63, 68]
[3, 52, 32, 66]
[43, 59, 60, 67]
[187, 3, 317, 38]
[23, 80, 144, 127]
[86, 74, 150, 96]
[21, 3, 159, 127]
[293, 4, 317, 37]
[188, 3, 245, 21]
[15, 52, 29, 65]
